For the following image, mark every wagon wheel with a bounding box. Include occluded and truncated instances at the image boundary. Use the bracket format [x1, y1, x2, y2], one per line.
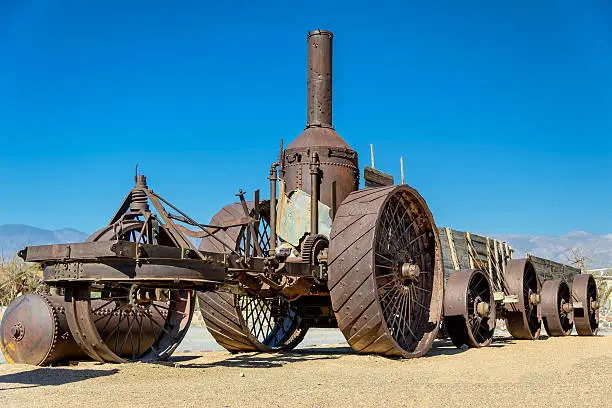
[328, 185, 444, 358]
[504, 259, 541, 340]
[572, 274, 599, 336]
[541, 280, 573, 337]
[444, 270, 495, 348]
[198, 201, 308, 352]
[64, 221, 195, 363]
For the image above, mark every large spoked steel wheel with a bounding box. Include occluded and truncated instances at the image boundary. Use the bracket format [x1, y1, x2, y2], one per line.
[328, 185, 444, 358]
[572, 274, 599, 336]
[64, 222, 195, 363]
[198, 201, 308, 352]
[505, 259, 541, 340]
[541, 280, 573, 337]
[444, 269, 495, 348]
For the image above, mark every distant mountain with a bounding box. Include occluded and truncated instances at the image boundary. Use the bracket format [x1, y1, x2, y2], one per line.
[489, 231, 612, 270]
[0, 224, 88, 259]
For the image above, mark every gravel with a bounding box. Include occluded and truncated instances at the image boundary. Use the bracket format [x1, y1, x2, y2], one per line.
[1, 334, 610, 407]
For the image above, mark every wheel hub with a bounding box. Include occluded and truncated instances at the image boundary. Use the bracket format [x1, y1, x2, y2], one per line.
[476, 301, 491, 318]
[529, 291, 540, 305]
[10, 322, 25, 341]
[129, 285, 157, 309]
[561, 300, 573, 314]
[401, 262, 420, 281]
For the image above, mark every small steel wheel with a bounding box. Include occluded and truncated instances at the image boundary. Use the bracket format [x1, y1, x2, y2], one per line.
[505, 259, 541, 340]
[444, 270, 496, 348]
[572, 274, 599, 336]
[328, 185, 444, 358]
[198, 200, 308, 352]
[0, 294, 59, 365]
[64, 221, 195, 363]
[541, 280, 573, 336]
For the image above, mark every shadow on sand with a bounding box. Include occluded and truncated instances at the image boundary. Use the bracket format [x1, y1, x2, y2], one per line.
[165, 337, 514, 368]
[162, 346, 353, 369]
[0, 336, 521, 387]
[0, 367, 119, 391]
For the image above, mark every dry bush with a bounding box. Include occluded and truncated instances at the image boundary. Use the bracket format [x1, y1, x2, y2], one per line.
[0, 257, 48, 306]
[595, 270, 611, 313]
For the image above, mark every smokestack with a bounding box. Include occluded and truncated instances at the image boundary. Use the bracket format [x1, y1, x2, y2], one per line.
[306, 30, 333, 129]
[282, 30, 359, 210]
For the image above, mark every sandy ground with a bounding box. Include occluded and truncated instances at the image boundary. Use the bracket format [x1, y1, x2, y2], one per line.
[0, 329, 610, 408]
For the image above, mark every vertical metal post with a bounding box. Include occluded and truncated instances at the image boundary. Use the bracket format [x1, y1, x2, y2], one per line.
[400, 156, 405, 184]
[330, 181, 337, 220]
[310, 152, 320, 235]
[370, 144, 375, 169]
[269, 163, 278, 253]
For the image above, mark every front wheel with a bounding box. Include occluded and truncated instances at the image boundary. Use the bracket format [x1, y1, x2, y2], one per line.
[328, 185, 444, 358]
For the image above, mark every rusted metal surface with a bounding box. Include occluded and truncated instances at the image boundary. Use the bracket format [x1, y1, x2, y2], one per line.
[306, 29, 333, 128]
[282, 30, 359, 209]
[268, 163, 279, 252]
[444, 270, 495, 348]
[20, 180, 242, 288]
[572, 274, 599, 336]
[327, 185, 443, 358]
[310, 152, 320, 235]
[504, 259, 542, 340]
[61, 222, 196, 363]
[0, 293, 163, 365]
[541, 279, 573, 336]
[197, 201, 309, 352]
[1, 294, 64, 365]
[66, 285, 194, 363]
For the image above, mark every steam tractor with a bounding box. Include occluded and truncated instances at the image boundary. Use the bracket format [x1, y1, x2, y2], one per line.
[1, 30, 600, 365]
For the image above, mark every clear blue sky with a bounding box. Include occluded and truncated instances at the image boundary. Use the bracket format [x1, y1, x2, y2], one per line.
[1, 1, 611, 236]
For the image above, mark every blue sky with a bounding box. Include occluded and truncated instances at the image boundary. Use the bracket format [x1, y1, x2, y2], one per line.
[0, 1, 611, 235]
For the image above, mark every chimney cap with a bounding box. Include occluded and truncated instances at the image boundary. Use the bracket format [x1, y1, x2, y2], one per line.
[308, 29, 333, 39]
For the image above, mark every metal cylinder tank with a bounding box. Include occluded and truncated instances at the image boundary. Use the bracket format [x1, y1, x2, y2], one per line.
[0, 294, 86, 365]
[0, 293, 163, 365]
[281, 30, 359, 211]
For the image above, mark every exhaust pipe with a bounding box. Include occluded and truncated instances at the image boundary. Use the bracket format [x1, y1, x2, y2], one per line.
[306, 30, 333, 129]
[281, 29, 359, 213]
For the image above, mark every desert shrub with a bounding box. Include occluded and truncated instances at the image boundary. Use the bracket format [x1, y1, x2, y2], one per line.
[595, 270, 611, 313]
[0, 257, 48, 306]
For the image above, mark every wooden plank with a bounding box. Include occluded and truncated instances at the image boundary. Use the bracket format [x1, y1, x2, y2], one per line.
[526, 254, 581, 285]
[363, 166, 394, 188]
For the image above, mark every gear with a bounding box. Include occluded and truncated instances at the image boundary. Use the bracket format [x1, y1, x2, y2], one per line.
[301, 234, 329, 265]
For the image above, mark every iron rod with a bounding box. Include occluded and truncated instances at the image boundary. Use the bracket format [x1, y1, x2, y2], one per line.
[310, 152, 320, 235]
[269, 162, 278, 252]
